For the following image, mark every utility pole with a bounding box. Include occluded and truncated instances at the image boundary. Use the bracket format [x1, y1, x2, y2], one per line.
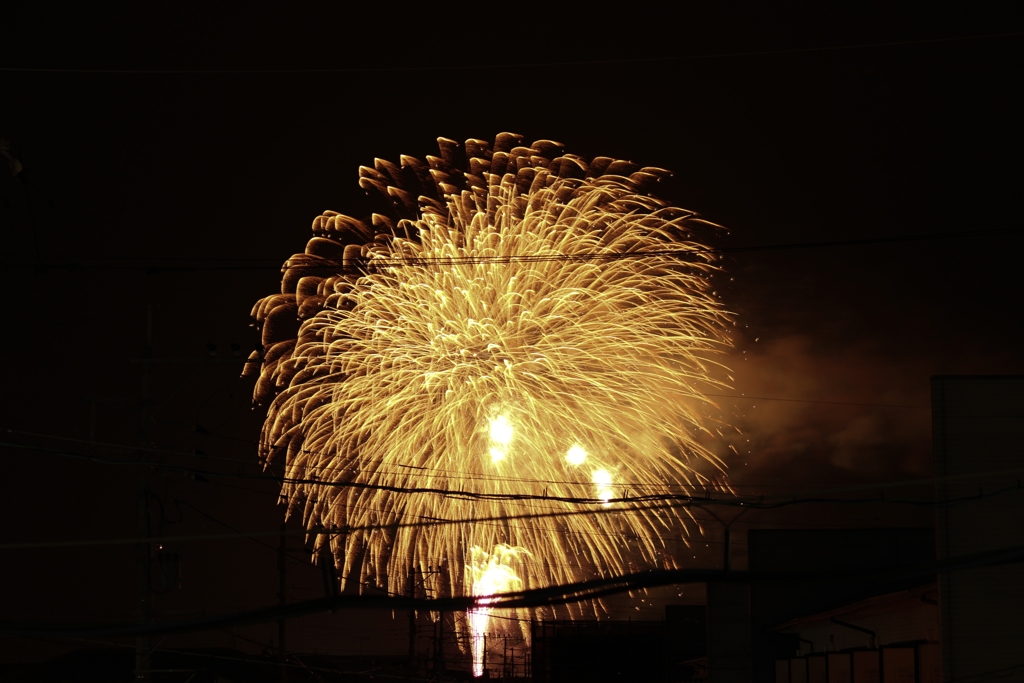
[278, 523, 288, 682]
[134, 306, 153, 683]
[434, 610, 446, 673]
[702, 505, 751, 572]
[134, 465, 151, 682]
[407, 565, 417, 667]
[434, 559, 448, 674]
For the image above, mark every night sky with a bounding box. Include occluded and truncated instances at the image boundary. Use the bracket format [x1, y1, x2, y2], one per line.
[2, 5, 1022, 666]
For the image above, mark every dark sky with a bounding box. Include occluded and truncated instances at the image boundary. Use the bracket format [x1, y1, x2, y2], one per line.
[1, 5, 1022, 665]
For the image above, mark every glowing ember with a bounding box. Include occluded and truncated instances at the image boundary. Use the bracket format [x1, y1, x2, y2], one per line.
[592, 468, 615, 506]
[246, 134, 734, 662]
[566, 444, 588, 466]
[489, 415, 514, 447]
[488, 414, 513, 462]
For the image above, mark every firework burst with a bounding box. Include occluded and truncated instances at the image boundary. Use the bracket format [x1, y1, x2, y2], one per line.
[245, 133, 732, 651]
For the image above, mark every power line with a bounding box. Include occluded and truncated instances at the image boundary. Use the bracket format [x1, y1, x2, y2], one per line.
[0, 420, 942, 518]
[0, 433, 712, 495]
[1, 227, 1020, 273]
[14, 634, 423, 682]
[4, 427, 266, 471]
[177, 498, 406, 598]
[9, 435, 1024, 505]
[705, 393, 927, 410]
[3, 432, 1022, 510]
[5, 542, 1022, 638]
[0, 389, 939, 500]
[4, 425, 694, 488]
[2, 480, 1020, 552]
[2, 30, 1022, 74]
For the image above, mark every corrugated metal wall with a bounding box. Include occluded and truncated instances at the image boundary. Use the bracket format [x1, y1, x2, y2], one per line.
[932, 376, 1024, 682]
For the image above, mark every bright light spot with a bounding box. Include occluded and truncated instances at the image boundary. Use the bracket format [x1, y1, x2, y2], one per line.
[592, 468, 614, 505]
[489, 414, 513, 446]
[489, 447, 506, 463]
[566, 444, 587, 465]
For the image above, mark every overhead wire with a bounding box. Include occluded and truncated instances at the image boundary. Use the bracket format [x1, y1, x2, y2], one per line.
[1, 417, 1019, 507]
[4, 541, 1022, 638]
[177, 499, 408, 598]
[1, 227, 1021, 274]
[3, 435, 1020, 507]
[0, 413, 941, 495]
[8, 633, 421, 682]
[2, 29, 1022, 75]
[1, 477, 1020, 552]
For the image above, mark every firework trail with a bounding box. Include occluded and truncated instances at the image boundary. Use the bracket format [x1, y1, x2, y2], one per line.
[244, 133, 732, 656]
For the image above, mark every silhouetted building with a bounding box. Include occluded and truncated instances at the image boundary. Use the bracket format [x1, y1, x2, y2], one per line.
[707, 582, 750, 683]
[746, 528, 936, 683]
[531, 607, 708, 683]
[932, 376, 1024, 682]
[530, 376, 1024, 683]
[769, 583, 941, 683]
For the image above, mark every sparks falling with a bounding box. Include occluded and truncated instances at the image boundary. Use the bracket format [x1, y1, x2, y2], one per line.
[467, 545, 525, 677]
[245, 133, 733, 660]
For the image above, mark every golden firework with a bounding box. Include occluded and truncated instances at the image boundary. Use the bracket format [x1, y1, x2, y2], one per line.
[245, 133, 732, 648]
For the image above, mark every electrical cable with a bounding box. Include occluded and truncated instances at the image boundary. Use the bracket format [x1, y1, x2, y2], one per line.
[703, 393, 927, 410]
[2, 30, 1022, 75]
[10, 633, 430, 682]
[3, 542, 1021, 638]
[1, 481, 1020, 552]
[177, 498, 408, 598]
[4, 436, 1022, 509]
[1, 227, 1021, 273]
[0, 424, 977, 497]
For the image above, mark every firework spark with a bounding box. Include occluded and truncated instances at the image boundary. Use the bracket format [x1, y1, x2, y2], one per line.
[467, 545, 525, 676]
[244, 133, 732, 660]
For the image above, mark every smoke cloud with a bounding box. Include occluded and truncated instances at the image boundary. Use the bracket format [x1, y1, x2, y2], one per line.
[717, 334, 934, 492]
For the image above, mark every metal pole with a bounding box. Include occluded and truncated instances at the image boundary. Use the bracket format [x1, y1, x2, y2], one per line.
[437, 559, 448, 673]
[723, 526, 732, 572]
[701, 505, 750, 572]
[134, 306, 153, 683]
[278, 523, 287, 682]
[436, 611, 446, 672]
[134, 465, 151, 682]
[408, 565, 416, 666]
